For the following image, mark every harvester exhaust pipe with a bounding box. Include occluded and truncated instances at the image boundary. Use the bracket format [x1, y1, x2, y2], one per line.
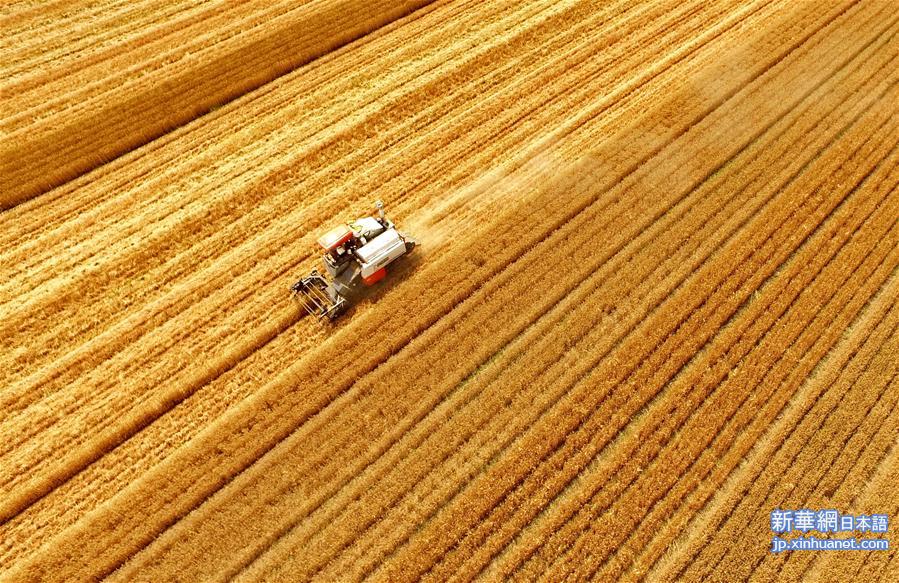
[375, 200, 385, 221]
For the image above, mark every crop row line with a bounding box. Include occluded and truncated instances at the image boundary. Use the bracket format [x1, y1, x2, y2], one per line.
[563, 142, 899, 582]
[645, 264, 899, 580]
[0, 0, 596, 396]
[0, 0, 660, 498]
[762, 344, 899, 580]
[0, 0, 800, 572]
[125, 0, 872, 576]
[716, 270, 899, 580]
[0, 0, 740, 516]
[488, 60, 899, 583]
[227, 1, 892, 580]
[1, 1, 439, 206]
[715, 317, 899, 581]
[0, 0, 459, 242]
[283, 15, 899, 581]
[0, 0, 536, 272]
[469, 89, 898, 582]
[801, 419, 899, 581]
[360, 3, 892, 580]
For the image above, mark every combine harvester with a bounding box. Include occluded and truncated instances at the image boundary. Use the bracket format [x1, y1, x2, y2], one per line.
[291, 201, 417, 320]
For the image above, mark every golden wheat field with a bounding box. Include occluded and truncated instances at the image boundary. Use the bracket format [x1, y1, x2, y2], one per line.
[1, 0, 897, 581]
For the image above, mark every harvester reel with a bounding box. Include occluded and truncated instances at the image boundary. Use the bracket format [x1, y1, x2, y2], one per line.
[291, 270, 347, 321]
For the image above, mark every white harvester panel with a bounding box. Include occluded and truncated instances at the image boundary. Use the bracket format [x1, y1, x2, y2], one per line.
[349, 217, 383, 239]
[355, 228, 406, 278]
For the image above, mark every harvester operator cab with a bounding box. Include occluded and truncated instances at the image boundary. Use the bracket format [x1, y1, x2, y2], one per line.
[317, 224, 356, 277]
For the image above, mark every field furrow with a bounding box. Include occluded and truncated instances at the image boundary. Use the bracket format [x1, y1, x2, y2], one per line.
[802, 438, 899, 582]
[0, 0, 598, 497]
[0, 0, 775, 536]
[645, 273, 898, 581]
[0, 0, 435, 207]
[3, 0, 895, 580]
[247, 22, 899, 583]
[100, 1, 892, 580]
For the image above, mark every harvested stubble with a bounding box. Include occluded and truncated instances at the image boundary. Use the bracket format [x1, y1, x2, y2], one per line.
[15, 0, 800, 576]
[1, 0, 778, 561]
[371, 24, 899, 583]
[1, 0, 602, 516]
[248, 14, 899, 583]
[0, 0, 715, 385]
[2, 0, 898, 581]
